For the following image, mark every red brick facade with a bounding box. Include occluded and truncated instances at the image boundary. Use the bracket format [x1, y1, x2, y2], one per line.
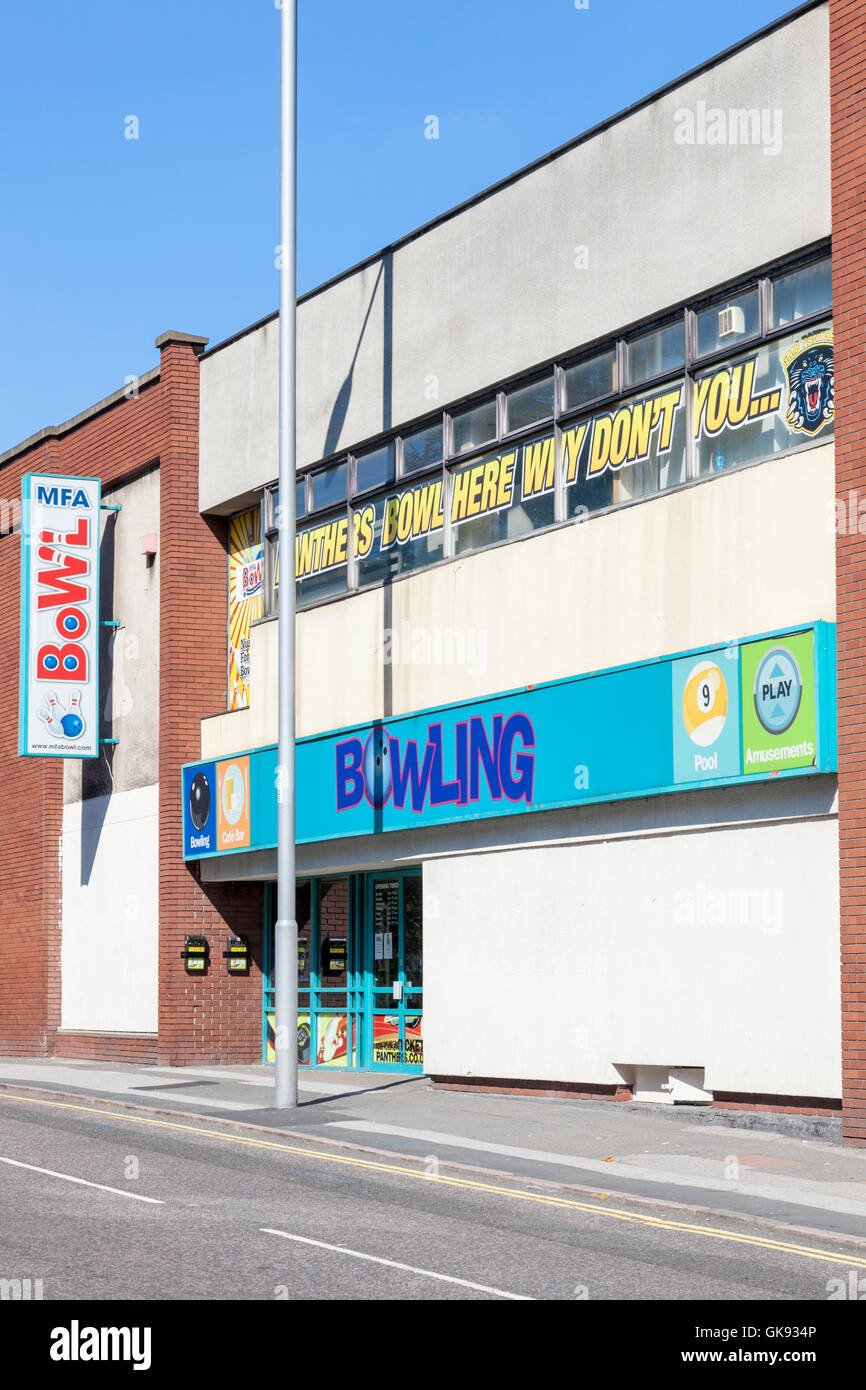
[830, 0, 866, 1144]
[0, 332, 265, 1065]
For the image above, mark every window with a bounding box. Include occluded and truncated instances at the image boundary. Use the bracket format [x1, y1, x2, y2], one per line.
[562, 349, 616, 412]
[354, 478, 444, 587]
[252, 252, 832, 613]
[694, 289, 759, 358]
[451, 398, 497, 456]
[311, 461, 347, 511]
[505, 375, 554, 433]
[565, 380, 686, 518]
[402, 421, 442, 475]
[451, 433, 556, 556]
[694, 320, 834, 477]
[356, 443, 394, 494]
[627, 320, 685, 385]
[295, 509, 349, 604]
[772, 257, 831, 328]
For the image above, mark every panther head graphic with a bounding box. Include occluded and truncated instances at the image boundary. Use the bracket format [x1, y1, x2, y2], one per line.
[785, 343, 834, 436]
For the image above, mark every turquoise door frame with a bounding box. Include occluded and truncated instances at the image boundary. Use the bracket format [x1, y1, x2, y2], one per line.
[263, 869, 422, 1072]
[362, 871, 423, 1072]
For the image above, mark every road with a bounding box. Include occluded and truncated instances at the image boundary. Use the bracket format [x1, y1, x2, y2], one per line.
[0, 1091, 862, 1302]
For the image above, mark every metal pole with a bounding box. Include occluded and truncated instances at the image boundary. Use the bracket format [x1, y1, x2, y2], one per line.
[275, 0, 298, 1109]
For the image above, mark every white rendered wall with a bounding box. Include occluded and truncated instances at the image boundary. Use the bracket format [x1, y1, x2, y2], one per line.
[60, 783, 158, 1034]
[423, 814, 841, 1099]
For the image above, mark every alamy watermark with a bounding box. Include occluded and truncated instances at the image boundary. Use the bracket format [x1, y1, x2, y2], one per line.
[0, 1276, 43, 1300]
[381, 623, 487, 676]
[673, 101, 782, 157]
[673, 882, 783, 936]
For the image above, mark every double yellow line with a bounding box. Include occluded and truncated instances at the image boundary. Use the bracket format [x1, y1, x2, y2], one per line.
[4, 1089, 865, 1269]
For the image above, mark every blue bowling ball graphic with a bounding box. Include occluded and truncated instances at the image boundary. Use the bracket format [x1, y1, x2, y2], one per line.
[363, 728, 392, 807]
[60, 712, 83, 738]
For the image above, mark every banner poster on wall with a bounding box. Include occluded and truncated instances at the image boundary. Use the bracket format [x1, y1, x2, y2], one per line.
[228, 508, 263, 710]
[19, 472, 101, 759]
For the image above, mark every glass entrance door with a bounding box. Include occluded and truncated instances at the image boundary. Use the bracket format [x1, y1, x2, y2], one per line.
[264, 870, 422, 1071]
[364, 873, 423, 1071]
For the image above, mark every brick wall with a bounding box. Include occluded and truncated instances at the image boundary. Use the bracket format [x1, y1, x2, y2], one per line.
[0, 380, 166, 1055]
[0, 333, 268, 1066]
[156, 337, 265, 1065]
[830, 0, 866, 1144]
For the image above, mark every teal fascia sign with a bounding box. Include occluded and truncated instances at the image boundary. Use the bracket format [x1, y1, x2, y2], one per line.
[182, 621, 836, 861]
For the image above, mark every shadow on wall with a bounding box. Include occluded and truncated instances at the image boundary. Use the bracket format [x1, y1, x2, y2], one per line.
[79, 512, 118, 884]
[321, 249, 395, 736]
[322, 252, 393, 460]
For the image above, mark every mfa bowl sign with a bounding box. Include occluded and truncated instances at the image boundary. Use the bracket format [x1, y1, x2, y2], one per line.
[19, 473, 101, 759]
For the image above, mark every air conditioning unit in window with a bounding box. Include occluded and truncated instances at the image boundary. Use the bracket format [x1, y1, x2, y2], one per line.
[718, 305, 746, 338]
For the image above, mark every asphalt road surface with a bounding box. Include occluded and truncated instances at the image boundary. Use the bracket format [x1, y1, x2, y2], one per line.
[0, 1091, 862, 1302]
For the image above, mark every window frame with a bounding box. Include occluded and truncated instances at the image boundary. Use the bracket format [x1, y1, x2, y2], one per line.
[251, 246, 831, 616]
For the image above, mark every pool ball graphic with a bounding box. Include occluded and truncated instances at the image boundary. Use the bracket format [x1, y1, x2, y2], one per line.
[363, 727, 392, 807]
[189, 771, 211, 830]
[682, 661, 728, 747]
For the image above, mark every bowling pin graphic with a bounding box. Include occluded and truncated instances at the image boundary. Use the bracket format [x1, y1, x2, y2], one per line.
[38, 692, 61, 738]
[35, 543, 90, 574]
[38, 518, 89, 548]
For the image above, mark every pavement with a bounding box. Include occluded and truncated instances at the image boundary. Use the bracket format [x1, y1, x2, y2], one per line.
[2, 1056, 866, 1245]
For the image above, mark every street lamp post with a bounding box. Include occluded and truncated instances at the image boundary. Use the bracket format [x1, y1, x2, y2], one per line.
[274, 0, 298, 1109]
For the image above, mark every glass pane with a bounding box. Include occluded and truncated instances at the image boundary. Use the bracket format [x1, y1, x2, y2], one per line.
[297, 881, 312, 988]
[356, 443, 394, 494]
[294, 511, 349, 606]
[318, 878, 349, 990]
[773, 257, 831, 328]
[372, 880, 400, 989]
[296, 564, 347, 605]
[562, 350, 615, 412]
[452, 399, 497, 455]
[564, 379, 686, 519]
[695, 289, 760, 358]
[295, 479, 306, 521]
[316, 1013, 349, 1067]
[297, 1012, 311, 1066]
[627, 321, 685, 385]
[694, 320, 834, 477]
[354, 478, 444, 587]
[372, 1014, 405, 1066]
[403, 877, 423, 988]
[402, 421, 443, 475]
[312, 461, 347, 511]
[505, 375, 554, 432]
[404, 1012, 423, 1067]
[452, 434, 555, 556]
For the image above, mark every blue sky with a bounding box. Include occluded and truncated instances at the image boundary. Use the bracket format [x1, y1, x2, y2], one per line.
[0, 0, 799, 450]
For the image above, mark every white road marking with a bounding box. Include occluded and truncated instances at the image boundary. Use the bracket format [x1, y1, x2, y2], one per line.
[260, 1227, 533, 1299]
[0, 1155, 163, 1204]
